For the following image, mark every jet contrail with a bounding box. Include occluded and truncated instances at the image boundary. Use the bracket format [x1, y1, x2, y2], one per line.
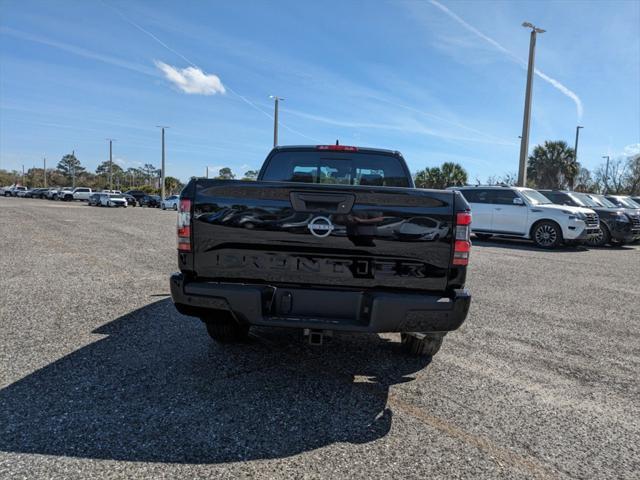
[429, 0, 583, 119]
[102, 2, 320, 143]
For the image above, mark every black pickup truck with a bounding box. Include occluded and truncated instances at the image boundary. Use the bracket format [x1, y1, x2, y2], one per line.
[170, 145, 472, 357]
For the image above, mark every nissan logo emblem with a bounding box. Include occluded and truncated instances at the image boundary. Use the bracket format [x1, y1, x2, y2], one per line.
[307, 216, 334, 238]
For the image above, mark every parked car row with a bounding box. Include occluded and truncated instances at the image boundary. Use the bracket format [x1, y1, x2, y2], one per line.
[450, 185, 640, 248]
[1, 185, 178, 209]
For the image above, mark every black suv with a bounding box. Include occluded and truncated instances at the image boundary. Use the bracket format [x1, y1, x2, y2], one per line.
[539, 190, 639, 246]
[124, 190, 147, 204]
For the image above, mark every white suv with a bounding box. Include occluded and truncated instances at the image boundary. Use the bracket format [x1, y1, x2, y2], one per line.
[454, 186, 600, 248]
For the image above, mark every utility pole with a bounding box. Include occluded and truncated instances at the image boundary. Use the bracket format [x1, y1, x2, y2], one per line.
[569, 126, 584, 189]
[72, 150, 76, 188]
[43, 157, 47, 188]
[156, 126, 169, 199]
[206, 166, 209, 178]
[106, 139, 115, 190]
[517, 22, 545, 187]
[269, 95, 284, 147]
[574, 126, 583, 162]
[602, 155, 610, 194]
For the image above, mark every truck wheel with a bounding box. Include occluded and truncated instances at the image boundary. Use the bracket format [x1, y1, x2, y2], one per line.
[532, 221, 562, 249]
[475, 233, 492, 240]
[401, 333, 443, 357]
[203, 312, 249, 343]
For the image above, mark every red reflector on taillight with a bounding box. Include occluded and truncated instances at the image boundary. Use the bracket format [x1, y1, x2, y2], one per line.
[452, 240, 471, 266]
[177, 225, 190, 238]
[456, 212, 472, 225]
[454, 240, 471, 252]
[317, 145, 358, 152]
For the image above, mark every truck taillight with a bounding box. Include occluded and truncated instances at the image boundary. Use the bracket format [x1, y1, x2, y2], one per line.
[453, 212, 471, 266]
[177, 199, 192, 252]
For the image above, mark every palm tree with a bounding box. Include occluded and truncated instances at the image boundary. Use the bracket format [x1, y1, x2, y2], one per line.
[440, 162, 468, 187]
[414, 163, 468, 189]
[528, 141, 579, 189]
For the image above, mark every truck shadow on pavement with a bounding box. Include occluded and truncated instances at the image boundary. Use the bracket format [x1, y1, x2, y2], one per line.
[0, 299, 430, 464]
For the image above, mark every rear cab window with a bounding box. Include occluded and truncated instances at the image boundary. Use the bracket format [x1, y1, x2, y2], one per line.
[260, 150, 411, 188]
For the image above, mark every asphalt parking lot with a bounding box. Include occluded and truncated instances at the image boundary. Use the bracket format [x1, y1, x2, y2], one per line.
[1, 197, 638, 479]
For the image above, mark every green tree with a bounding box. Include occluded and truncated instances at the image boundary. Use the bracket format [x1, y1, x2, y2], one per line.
[625, 154, 640, 195]
[95, 161, 124, 189]
[164, 176, 184, 194]
[56, 153, 85, 181]
[574, 167, 594, 193]
[414, 162, 468, 189]
[216, 167, 235, 180]
[527, 141, 579, 189]
[143, 163, 159, 184]
[124, 167, 143, 188]
[96, 161, 123, 176]
[242, 170, 259, 181]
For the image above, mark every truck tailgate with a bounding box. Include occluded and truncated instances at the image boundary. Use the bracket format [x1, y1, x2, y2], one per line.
[191, 181, 455, 292]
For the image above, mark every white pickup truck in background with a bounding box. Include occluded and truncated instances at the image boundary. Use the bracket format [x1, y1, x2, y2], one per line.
[60, 187, 93, 201]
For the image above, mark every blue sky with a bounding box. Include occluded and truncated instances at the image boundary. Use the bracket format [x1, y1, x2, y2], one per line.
[1, 0, 638, 183]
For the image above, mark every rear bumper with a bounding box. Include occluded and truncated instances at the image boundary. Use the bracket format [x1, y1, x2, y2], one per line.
[170, 273, 471, 333]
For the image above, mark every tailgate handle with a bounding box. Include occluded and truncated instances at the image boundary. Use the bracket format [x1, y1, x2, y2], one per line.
[290, 192, 355, 213]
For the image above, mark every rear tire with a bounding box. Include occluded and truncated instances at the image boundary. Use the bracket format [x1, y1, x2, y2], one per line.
[401, 333, 444, 357]
[475, 233, 493, 240]
[203, 312, 249, 343]
[532, 221, 562, 249]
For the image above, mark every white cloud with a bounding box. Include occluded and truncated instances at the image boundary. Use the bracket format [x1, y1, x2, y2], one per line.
[622, 143, 640, 157]
[155, 61, 225, 95]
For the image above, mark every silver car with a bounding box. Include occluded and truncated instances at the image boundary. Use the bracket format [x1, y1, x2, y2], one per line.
[161, 195, 179, 210]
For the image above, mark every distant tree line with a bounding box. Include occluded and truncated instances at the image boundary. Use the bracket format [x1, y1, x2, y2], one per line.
[4, 143, 638, 196]
[0, 153, 184, 195]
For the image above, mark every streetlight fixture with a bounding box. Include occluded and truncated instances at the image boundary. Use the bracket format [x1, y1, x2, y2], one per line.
[269, 95, 284, 147]
[156, 126, 169, 199]
[517, 22, 545, 187]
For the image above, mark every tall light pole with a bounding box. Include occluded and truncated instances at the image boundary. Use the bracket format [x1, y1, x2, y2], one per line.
[43, 157, 47, 188]
[71, 150, 76, 188]
[602, 155, 610, 194]
[574, 126, 583, 163]
[106, 139, 116, 190]
[517, 22, 545, 187]
[269, 95, 284, 147]
[156, 126, 169, 199]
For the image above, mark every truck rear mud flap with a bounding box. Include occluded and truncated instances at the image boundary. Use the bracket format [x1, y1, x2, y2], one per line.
[170, 273, 470, 333]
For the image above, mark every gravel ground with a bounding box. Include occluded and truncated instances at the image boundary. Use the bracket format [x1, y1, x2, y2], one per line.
[0, 197, 639, 479]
